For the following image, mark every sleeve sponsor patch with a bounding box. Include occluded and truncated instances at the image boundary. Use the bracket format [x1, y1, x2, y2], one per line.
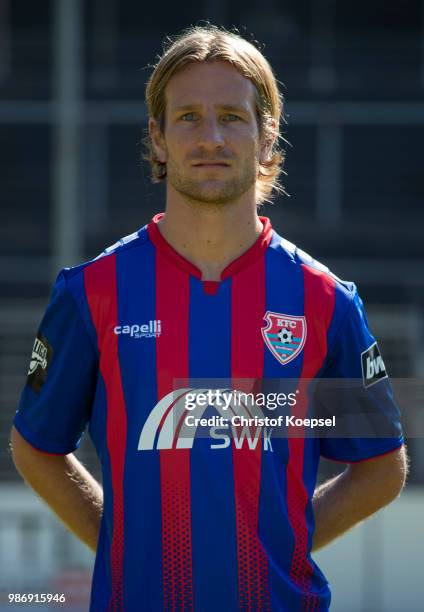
[361, 341, 388, 388]
[27, 334, 53, 393]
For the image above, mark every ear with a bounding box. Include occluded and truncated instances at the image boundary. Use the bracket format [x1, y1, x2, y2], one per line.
[259, 117, 277, 164]
[149, 118, 167, 163]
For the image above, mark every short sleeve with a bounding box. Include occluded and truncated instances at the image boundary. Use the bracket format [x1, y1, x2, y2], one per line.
[318, 286, 404, 462]
[13, 270, 98, 454]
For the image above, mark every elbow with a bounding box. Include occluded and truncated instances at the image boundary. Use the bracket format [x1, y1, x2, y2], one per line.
[10, 426, 20, 461]
[349, 444, 409, 510]
[390, 455, 408, 500]
[10, 426, 41, 475]
[378, 446, 409, 506]
[10, 426, 27, 474]
[387, 445, 409, 498]
[381, 468, 406, 505]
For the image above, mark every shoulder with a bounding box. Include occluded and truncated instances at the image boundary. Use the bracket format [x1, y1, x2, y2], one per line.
[268, 229, 358, 314]
[59, 225, 149, 287]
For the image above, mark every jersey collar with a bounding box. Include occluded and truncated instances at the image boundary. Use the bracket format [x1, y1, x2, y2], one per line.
[147, 213, 273, 281]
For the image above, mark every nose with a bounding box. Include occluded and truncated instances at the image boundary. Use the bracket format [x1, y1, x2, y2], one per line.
[197, 116, 225, 151]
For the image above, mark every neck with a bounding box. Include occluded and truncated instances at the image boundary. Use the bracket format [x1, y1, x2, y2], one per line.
[157, 186, 263, 281]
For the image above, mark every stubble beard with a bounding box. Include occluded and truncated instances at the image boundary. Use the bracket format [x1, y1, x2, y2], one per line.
[166, 158, 258, 206]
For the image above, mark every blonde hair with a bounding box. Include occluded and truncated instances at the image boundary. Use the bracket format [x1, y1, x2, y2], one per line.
[144, 25, 285, 205]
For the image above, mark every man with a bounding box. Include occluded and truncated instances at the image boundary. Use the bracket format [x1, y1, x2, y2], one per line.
[12, 25, 406, 611]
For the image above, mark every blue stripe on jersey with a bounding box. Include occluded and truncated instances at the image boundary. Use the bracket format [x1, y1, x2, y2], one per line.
[299, 278, 349, 565]
[88, 375, 113, 611]
[67, 269, 99, 354]
[322, 280, 353, 369]
[260, 240, 309, 610]
[115, 240, 163, 611]
[188, 277, 239, 611]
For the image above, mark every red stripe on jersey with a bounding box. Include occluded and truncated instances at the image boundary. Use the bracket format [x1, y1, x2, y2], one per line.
[156, 251, 194, 611]
[286, 265, 336, 610]
[231, 256, 271, 611]
[84, 254, 127, 611]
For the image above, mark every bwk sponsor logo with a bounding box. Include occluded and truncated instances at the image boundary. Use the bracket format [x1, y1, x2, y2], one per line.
[137, 389, 273, 453]
[114, 320, 161, 338]
[361, 341, 388, 388]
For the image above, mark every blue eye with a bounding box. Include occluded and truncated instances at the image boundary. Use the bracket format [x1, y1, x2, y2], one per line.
[223, 114, 241, 122]
[181, 112, 197, 121]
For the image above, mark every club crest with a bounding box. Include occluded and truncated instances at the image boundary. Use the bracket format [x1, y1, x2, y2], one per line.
[261, 311, 307, 365]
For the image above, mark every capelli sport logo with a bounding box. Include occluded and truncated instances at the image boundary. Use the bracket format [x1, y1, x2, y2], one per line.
[113, 320, 162, 338]
[27, 334, 53, 393]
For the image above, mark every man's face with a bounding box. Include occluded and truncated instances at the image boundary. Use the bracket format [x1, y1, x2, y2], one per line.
[151, 61, 265, 205]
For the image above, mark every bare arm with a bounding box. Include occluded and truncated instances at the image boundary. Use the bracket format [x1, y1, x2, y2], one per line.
[312, 445, 408, 552]
[10, 426, 103, 553]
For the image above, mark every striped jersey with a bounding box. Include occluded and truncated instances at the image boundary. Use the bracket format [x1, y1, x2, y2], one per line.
[14, 214, 403, 611]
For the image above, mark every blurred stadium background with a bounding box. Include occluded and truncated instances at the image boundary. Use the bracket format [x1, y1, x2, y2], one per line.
[1, 1, 423, 610]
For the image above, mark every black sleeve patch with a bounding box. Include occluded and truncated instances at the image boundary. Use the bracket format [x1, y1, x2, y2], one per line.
[361, 341, 388, 388]
[27, 334, 53, 393]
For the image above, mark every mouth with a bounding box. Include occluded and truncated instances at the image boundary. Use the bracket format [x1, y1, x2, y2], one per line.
[191, 162, 231, 168]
